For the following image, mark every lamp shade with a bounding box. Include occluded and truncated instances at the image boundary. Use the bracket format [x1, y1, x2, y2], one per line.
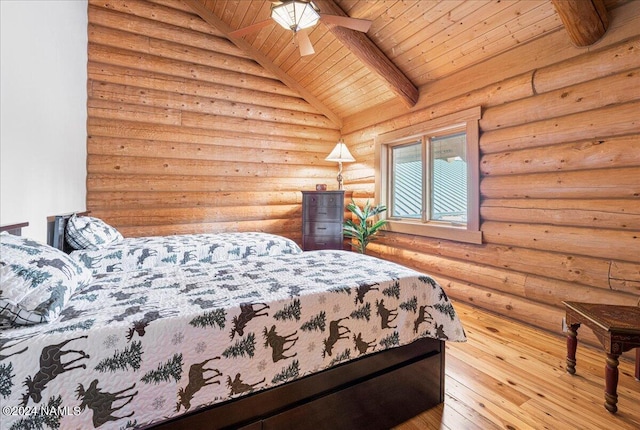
[271, 1, 320, 32]
[325, 141, 356, 163]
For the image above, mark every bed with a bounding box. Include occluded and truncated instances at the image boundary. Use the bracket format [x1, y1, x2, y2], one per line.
[1, 223, 466, 430]
[46, 213, 303, 275]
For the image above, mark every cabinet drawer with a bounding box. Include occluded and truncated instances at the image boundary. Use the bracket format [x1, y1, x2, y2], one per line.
[304, 194, 341, 207]
[303, 205, 343, 222]
[303, 235, 344, 251]
[303, 222, 342, 236]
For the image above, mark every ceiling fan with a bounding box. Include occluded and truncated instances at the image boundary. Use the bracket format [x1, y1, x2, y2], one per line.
[229, 0, 372, 56]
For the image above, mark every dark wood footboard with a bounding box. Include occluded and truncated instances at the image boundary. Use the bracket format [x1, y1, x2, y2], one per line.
[0, 222, 29, 236]
[150, 337, 444, 430]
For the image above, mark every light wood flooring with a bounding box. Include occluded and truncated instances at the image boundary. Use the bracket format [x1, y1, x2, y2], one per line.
[397, 301, 640, 430]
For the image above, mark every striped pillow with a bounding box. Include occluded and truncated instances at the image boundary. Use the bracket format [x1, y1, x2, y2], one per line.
[65, 214, 123, 250]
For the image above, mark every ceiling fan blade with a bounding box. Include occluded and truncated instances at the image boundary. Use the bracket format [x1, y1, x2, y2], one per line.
[296, 30, 315, 56]
[319, 14, 372, 33]
[229, 19, 273, 38]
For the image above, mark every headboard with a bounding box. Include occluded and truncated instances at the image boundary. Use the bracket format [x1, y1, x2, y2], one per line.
[0, 222, 29, 236]
[46, 211, 90, 253]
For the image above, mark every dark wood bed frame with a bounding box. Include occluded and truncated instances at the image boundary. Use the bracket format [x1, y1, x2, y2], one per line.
[0, 222, 29, 236]
[40, 214, 447, 429]
[151, 337, 444, 430]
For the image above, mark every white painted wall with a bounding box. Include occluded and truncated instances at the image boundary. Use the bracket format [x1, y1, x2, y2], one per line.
[1, 0, 88, 242]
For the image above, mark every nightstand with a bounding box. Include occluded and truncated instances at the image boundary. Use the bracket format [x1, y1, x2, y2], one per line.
[301, 191, 345, 251]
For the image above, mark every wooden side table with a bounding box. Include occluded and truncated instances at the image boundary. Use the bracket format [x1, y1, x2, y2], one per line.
[563, 301, 640, 413]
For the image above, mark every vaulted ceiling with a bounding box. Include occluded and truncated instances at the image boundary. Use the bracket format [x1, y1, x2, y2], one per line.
[183, 0, 628, 126]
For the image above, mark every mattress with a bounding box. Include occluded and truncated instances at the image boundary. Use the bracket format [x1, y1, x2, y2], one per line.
[69, 232, 302, 274]
[0, 250, 465, 429]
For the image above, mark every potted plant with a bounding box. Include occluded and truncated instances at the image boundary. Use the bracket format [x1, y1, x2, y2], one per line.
[343, 200, 387, 254]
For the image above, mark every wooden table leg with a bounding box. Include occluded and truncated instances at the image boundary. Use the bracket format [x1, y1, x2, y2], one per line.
[604, 353, 620, 413]
[566, 323, 579, 375]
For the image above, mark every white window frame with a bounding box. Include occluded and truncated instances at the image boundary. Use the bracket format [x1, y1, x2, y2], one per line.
[375, 106, 482, 244]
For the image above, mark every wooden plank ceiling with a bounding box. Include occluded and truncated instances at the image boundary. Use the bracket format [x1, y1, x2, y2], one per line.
[184, 0, 627, 122]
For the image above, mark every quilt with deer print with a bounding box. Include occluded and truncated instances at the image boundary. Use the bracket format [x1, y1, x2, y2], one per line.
[68, 232, 302, 275]
[0, 250, 466, 430]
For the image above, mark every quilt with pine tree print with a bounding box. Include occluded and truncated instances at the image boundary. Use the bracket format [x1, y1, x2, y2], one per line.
[0, 250, 466, 429]
[68, 232, 302, 275]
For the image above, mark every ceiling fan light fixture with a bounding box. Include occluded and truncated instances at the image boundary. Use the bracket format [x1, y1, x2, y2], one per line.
[271, 1, 320, 32]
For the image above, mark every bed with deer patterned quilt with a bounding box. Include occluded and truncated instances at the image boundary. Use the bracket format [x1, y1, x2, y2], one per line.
[47, 213, 302, 275]
[1, 229, 465, 430]
[68, 231, 302, 275]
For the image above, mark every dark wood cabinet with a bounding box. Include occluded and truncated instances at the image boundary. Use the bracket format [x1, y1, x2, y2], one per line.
[302, 190, 345, 251]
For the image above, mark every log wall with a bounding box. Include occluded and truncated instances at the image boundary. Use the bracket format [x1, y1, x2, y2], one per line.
[341, 2, 640, 346]
[86, 0, 340, 242]
[85, 0, 639, 347]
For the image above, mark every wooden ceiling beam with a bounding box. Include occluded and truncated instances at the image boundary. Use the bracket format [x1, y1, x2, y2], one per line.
[314, 0, 419, 108]
[183, 0, 343, 128]
[551, 0, 609, 47]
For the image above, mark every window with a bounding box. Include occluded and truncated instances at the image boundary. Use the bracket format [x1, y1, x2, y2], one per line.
[375, 107, 481, 244]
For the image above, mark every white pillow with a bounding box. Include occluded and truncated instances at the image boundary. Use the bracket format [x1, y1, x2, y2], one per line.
[65, 214, 123, 250]
[0, 232, 93, 327]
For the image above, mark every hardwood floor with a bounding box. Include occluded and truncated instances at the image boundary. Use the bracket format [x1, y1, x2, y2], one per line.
[396, 301, 640, 430]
